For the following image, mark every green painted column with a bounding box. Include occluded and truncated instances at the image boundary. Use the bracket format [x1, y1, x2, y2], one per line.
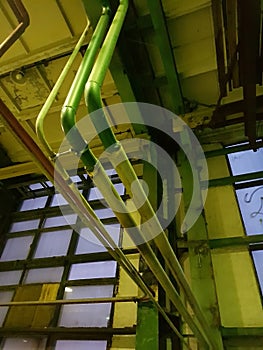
[136, 301, 159, 350]
[135, 150, 159, 350]
[178, 134, 224, 349]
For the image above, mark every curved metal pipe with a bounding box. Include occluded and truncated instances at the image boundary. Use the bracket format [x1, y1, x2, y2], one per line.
[0, 0, 30, 57]
[0, 5, 189, 346]
[83, 1, 218, 348]
[36, 21, 91, 158]
[60, 0, 211, 347]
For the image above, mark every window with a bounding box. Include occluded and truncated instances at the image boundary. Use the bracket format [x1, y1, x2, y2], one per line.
[34, 230, 72, 258]
[19, 196, 48, 211]
[9, 219, 40, 233]
[0, 235, 33, 261]
[55, 340, 107, 350]
[24, 267, 64, 284]
[69, 261, 117, 280]
[0, 291, 14, 326]
[59, 285, 114, 327]
[1, 338, 46, 349]
[0, 175, 125, 347]
[227, 145, 263, 294]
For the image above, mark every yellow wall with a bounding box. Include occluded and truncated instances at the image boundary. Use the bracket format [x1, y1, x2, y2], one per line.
[204, 145, 263, 327]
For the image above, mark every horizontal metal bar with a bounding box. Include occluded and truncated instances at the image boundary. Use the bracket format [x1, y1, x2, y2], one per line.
[208, 171, 263, 187]
[204, 141, 263, 158]
[177, 233, 263, 250]
[0, 326, 136, 337]
[0, 296, 140, 307]
[0, 249, 138, 272]
[221, 327, 263, 337]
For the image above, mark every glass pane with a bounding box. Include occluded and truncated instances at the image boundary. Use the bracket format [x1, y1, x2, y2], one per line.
[19, 197, 47, 211]
[89, 183, 124, 201]
[0, 236, 33, 261]
[236, 186, 263, 235]
[228, 148, 263, 175]
[0, 291, 14, 326]
[59, 285, 114, 327]
[106, 169, 117, 176]
[69, 261, 117, 280]
[0, 270, 22, 286]
[29, 183, 43, 190]
[50, 193, 68, 207]
[24, 267, 63, 284]
[76, 224, 120, 254]
[89, 187, 103, 200]
[70, 175, 81, 183]
[252, 251, 263, 294]
[64, 285, 114, 298]
[55, 340, 107, 350]
[34, 230, 72, 258]
[9, 219, 40, 233]
[115, 183, 125, 195]
[94, 208, 115, 219]
[44, 214, 77, 228]
[2, 338, 46, 350]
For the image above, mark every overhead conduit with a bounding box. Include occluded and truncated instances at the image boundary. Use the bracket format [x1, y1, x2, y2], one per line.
[0, 3, 188, 348]
[60, 1, 219, 349]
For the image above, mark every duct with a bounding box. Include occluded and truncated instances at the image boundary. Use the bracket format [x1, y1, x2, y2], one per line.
[0, 0, 30, 58]
[59, 0, 215, 347]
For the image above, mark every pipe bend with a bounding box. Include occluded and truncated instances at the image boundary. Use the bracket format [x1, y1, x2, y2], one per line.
[85, 80, 103, 113]
[85, 80, 117, 148]
[61, 105, 77, 135]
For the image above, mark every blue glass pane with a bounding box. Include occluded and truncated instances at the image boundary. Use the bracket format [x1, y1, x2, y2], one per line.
[236, 186, 263, 235]
[252, 251, 263, 294]
[56, 340, 107, 350]
[75, 224, 120, 254]
[0, 291, 14, 326]
[34, 230, 72, 258]
[59, 285, 113, 328]
[69, 261, 117, 280]
[0, 236, 33, 261]
[19, 197, 47, 211]
[9, 219, 40, 233]
[24, 267, 63, 284]
[228, 148, 263, 175]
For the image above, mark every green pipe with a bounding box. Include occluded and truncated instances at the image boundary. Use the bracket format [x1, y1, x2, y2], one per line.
[84, 0, 129, 149]
[90, 161, 209, 349]
[36, 21, 90, 158]
[83, 1, 218, 346]
[61, 5, 111, 157]
[59, 5, 111, 171]
[61, 0, 212, 346]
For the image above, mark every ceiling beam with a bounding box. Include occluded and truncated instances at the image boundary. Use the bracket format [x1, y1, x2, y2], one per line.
[238, 0, 261, 148]
[147, 0, 185, 114]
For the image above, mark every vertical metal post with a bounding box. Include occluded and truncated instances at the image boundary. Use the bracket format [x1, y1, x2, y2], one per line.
[136, 301, 159, 350]
[178, 130, 224, 350]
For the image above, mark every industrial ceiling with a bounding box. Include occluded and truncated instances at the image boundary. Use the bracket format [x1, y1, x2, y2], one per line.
[0, 0, 262, 179]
